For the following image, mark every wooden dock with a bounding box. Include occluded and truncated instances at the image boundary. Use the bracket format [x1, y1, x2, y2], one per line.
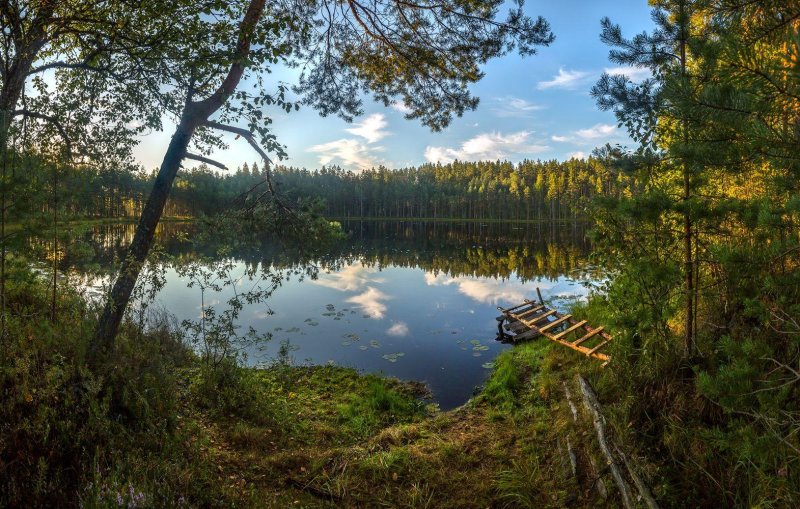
[496, 290, 612, 365]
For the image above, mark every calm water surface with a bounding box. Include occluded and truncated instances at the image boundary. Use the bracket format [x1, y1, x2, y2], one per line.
[51, 221, 596, 409]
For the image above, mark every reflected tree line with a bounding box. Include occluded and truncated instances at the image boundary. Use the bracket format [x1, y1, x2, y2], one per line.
[20, 221, 593, 283]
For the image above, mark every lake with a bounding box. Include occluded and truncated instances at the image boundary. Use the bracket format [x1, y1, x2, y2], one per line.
[40, 220, 595, 409]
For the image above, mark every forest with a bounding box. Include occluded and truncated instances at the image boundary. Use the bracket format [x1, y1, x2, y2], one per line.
[2, 0, 799, 508]
[9, 155, 634, 222]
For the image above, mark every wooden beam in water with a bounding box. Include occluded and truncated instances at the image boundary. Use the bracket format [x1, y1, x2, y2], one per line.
[515, 305, 545, 319]
[523, 309, 556, 325]
[512, 329, 541, 342]
[499, 299, 536, 313]
[499, 296, 613, 365]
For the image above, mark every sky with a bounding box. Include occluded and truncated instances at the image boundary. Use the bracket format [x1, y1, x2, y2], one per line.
[132, 0, 655, 172]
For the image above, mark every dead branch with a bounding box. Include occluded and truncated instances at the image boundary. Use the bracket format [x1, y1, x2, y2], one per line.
[578, 375, 636, 509]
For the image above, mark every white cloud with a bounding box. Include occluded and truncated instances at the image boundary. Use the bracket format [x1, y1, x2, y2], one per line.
[386, 321, 409, 337]
[312, 263, 385, 292]
[308, 113, 390, 170]
[308, 138, 381, 170]
[537, 68, 592, 90]
[492, 96, 545, 118]
[424, 131, 549, 164]
[390, 102, 413, 115]
[568, 151, 587, 159]
[605, 66, 652, 82]
[347, 287, 391, 319]
[575, 123, 617, 140]
[550, 123, 620, 146]
[345, 113, 389, 143]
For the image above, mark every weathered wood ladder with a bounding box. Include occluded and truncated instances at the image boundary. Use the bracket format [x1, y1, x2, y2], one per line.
[497, 289, 612, 365]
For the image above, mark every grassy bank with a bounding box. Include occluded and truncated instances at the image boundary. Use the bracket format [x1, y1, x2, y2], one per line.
[0, 267, 608, 508]
[5, 265, 794, 508]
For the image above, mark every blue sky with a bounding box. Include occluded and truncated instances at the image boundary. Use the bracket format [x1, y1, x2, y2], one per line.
[133, 1, 655, 172]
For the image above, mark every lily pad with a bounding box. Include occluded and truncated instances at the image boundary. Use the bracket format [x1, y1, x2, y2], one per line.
[472, 352, 482, 357]
[325, 304, 335, 311]
[481, 362, 495, 369]
[469, 339, 481, 345]
[343, 333, 360, 341]
[341, 341, 352, 346]
[359, 345, 369, 351]
[382, 352, 406, 363]
[369, 340, 381, 348]
[472, 345, 489, 351]
[286, 327, 301, 333]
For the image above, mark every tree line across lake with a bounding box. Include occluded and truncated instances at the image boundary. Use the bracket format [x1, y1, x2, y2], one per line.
[10, 154, 636, 224]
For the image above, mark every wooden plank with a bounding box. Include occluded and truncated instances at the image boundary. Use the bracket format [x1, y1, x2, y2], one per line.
[591, 351, 610, 361]
[514, 305, 545, 319]
[572, 326, 603, 346]
[522, 309, 557, 326]
[539, 314, 573, 333]
[512, 329, 541, 342]
[586, 339, 611, 356]
[552, 320, 588, 340]
[499, 299, 535, 313]
[504, 320, 527, 334]
[497, 297, 613, 365]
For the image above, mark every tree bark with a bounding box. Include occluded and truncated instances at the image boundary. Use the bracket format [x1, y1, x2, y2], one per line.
[0, 6, 52, 339]
[679, 0, 695, 358]
[90, 0, 266, 361]
[90, 123, 195, 359]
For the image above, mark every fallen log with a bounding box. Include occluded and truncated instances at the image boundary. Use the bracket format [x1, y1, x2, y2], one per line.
[615, 444, 660, 509]
[577, 375, 636, 509]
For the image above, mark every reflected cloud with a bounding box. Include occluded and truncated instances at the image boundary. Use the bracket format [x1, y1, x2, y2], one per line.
[386, 321, 409, 337]
[424, 272, 587, 307]
[347, 287, 391, 319]
[312, 262, 385, 292]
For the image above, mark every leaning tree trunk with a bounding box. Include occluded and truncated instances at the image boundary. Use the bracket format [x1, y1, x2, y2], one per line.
[89, 0, 266, 362]
[90, 124, 195, 358]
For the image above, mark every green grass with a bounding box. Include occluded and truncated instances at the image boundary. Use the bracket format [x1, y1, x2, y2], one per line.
[0, 262, 582, 508]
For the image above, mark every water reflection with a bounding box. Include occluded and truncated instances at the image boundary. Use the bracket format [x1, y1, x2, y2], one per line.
[21, 220, 595, 409]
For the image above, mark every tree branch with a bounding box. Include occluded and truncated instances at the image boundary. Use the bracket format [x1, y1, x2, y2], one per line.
[203, 121, 274, 167]
[12, 108, 72, 157]
[185, 153, 228, 170]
